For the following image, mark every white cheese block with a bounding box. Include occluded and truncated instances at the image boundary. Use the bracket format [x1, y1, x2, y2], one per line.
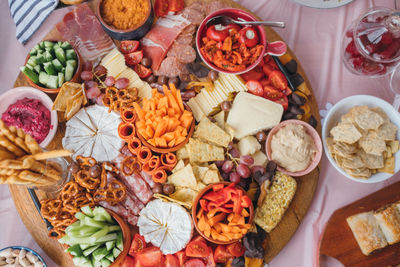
[238, 135, 261, 155]
[188, 98, 205, 122]
[213, 111, 225, 130]
[252, 150, 268, 167]
[227, 92, 283, 139]
[138, 83, 152, 99]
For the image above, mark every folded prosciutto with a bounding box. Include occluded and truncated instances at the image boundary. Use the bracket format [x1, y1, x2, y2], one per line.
[56, 3, 115, 63]
[141, 14, 190, 70]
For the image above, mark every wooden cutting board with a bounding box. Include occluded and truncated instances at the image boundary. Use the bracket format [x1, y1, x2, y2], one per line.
[319, 181, 400, 267]
[8, 0, 321, 266]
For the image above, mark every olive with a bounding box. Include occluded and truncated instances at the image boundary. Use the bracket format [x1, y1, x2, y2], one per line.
[220, 101, 231, 111]
[208, 70, 219, 81]
[141, 57, 152, 68]
[255, 131, 267, 143]
[168, 77, 180, 87]
[157, 75, 168, 85]
[146, 74, 157, 83]
[89, 165, 101, 177]
[266, 161, 277, 173]
[152, 183, 163, 194]
[68, 162, 80, 174]
[162, 183, 175, 195]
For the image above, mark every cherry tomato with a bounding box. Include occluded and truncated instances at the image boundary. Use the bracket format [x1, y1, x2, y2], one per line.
[185, 240, 211, 258]
[214, 245, 233, 263]
[264, 54, 272, 63]
[241, 68, 264, 81]
[257, 58, 265, 68]
[203, 250, 216, 267]
[165, 254, 180, 267]
[121, 255, 135, 267]
[129, 234, 146, 256]
[260, 78, 270, 87]
[268, 70, 288, 91]
[185, 259, 206, 267]
[206, 25, 229, 42]
[274, 94, 289, 110]
[226, 241, 245, 257]
[120, 40, 139, 54]
[262, 64, 275, 76]
[154, 0, 169, 17]
[125, 51, 143, 66]
[168, 0, 184, 12]
[282, 87, 292, 96]
[136, 247, 163, 266]
[226, 24, 241, 35]
[134, 64, 152, 79]
[263, 85, 284, 101]
[175, 251, 186, 266]
[238, 26, 259, 48]
[246, 80, 264, 97]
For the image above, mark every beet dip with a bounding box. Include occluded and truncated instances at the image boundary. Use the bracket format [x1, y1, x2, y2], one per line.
[2, 98, 51, 143]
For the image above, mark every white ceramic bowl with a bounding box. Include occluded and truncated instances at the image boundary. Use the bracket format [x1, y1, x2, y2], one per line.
[322, 95, 400, 183]
[0, 87, 57, 148]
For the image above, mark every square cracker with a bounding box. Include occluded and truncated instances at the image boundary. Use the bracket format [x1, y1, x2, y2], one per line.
[359, 132, 387, 156]
[341, 155, 365, 169]
[378, 156, 395, 174]
[330, 122, 362, 144]
[186, 138, 225, 163]
[193, 116, 231, 147]
[343, 167, 371, 178]
[358, 150, 384, 169]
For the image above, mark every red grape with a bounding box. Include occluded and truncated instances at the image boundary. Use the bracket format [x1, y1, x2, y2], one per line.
[86, 84, 101, 99]
[240, 155, 254, 166]
[215, 160, 224, 167]
[221, 172, 230, 181]
[84, 80, 97, 89]
[237, 164, 251, 178]
[104, 76, 116, 87]
[251, 165, 265, 175]
[96, 94, 105, 106]
[81, 70, 93, 81]
[229, 172, 241, 183]
[83, 61, 93, 71]
[115, 77, 129, 89]
[227, 141, 234, 150]
[229, 148, 240, 158]
[222, 160, 234, 173]
[94, 65, 107, 78]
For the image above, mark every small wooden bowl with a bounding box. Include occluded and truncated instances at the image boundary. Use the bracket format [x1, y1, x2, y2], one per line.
[192, 182, 254, 245]
[136, 104, 196, 153]
[65, 209, 131, 267]
[24, 39, 82, 94]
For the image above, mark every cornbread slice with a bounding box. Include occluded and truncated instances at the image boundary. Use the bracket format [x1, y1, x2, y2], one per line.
[254, 172, 297, 233]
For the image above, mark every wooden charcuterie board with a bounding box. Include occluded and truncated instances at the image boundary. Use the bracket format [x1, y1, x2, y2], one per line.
[8, 0, 321, 265]
[319, 181, 400, 267]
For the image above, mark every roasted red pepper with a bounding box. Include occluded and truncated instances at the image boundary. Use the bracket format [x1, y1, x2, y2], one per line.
[238, 26, 259, 48]
[212, 184, 225, 192]
[206, 24, 229, 42]
[226, 24, 241, 35]
[199, 199, 209, 211]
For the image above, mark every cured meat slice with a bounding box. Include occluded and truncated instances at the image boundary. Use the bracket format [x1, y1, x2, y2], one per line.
[122, 194, 141, 215]
[205, 1, 230, 15]
[181, 6, 205, 25]
[56, 3, 115, 63]
[121, 145, 134, 157]
[175, 34, 194, 45]
[167, 44, 196, 64]
[140, 170, 156, 189]
[127, 215, 139, 226]
[141, 14, 190, 70]
[154, 57, 185, 78]
[181, 24, 197, 36]
[99, 201, 129, 219]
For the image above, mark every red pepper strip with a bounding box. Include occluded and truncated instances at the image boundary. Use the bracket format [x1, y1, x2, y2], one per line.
[207, 202, 232, 213]
[213, 184, 225, 192]
[241, 195, 252, 208]
[232, 189, 243, 214]
[200, 199, 209, 212]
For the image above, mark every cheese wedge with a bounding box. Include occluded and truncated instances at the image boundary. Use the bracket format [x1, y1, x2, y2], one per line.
[227, 92, 283, 139]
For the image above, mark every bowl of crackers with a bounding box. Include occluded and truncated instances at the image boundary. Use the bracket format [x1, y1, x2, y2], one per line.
[322, 95, 400, 183]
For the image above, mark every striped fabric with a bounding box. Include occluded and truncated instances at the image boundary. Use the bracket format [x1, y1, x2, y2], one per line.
[8, 0, 59, 45]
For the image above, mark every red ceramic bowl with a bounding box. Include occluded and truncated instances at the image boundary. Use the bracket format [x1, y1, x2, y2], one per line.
[196, 8, 266, 75]
[265, 119, 322, 177]
[192, 182, 254, 245]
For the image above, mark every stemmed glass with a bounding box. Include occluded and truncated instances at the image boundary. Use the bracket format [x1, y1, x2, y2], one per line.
[390, 63, 400, 110]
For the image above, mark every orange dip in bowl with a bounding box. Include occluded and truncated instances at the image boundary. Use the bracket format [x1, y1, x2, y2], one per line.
[100, 0, 149, 30]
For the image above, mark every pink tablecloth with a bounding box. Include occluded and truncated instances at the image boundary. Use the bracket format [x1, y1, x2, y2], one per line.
[0, 0, 398, 266]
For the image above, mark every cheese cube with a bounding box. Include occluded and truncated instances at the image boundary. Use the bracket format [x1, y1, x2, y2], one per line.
[238, 136, 261, 155]
[252, 151, 268, 167]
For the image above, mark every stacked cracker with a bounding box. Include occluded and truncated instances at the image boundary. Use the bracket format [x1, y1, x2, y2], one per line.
[0, 120, 71, 186]
[327, 106, 399, 178]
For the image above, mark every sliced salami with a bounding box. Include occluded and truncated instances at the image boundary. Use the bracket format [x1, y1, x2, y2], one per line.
[182, 7, 205, 26]
[121, 145, 133, 157]
[167, 44, 196, 64]
[122, 194, 140, 215]
[181, 24, 197, 36]
[205, 1, 230, 15]
[99, 201, 128, 218]
[175, 34, 194, 45]
[154, 57, 185, 78]
[127, 215, 138, 226]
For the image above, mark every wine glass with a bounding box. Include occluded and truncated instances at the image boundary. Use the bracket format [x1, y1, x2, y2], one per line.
[390, 63, 400, 110]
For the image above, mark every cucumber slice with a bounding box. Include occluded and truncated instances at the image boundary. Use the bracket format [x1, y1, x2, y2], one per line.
[105, 252, 114, 262]
[27, 57, 38, 67]
[83, 244, 101, 257]
[116, 231, 123, 251]
[33, 44, 41, 52]
[81, 206, 94, 217]
[43, 62, 57, 75]
[46, 75, 59, 89]
[72, 256, 86, 266]
[112, 248, 121, 259]
[55, 47, 66, 65]
[80, 244, 92, 250]
[36, 54, 46, 65]
[100, 258, 111, 267]
[44, 51, 53, 62]
[21, 66, 39, 84]
[33, 65, 41, 74]
[39, 41, 45, 49]
[92, 257, 102, 267]
[85, 217, 107, 229]
[92, 227, 110, 241]
[43, 41, 54, 48]
[95, 233, 117, 243]
[57, 41, 63, 46]
[93, 247, 108, 262]
[105, 241, 115, 251]
[58, 72, 65, 87]
[66, 49, 77, 60]
[65, 63, 75, 82]
[66, 244, 83, 257]
[66, 59, 77, 70]
[29, 47, 37, 56]
[75, 212, 87, 221]
[38, 72, 49, 87]
[52, 59, 63, 71]
[93, 207, 113, 223]
[25, 64, 33, 70]
[61, 41, 72, 50]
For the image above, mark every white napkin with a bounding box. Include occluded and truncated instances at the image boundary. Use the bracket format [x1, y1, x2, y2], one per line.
[8, 0, 59, 44]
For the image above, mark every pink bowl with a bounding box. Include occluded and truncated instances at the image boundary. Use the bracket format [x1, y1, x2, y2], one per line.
[196, 8, 267, 75]
[265, 119, 322, 177]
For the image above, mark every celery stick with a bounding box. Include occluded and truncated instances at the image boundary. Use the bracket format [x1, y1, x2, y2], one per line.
[83, 244, 101, 257]
[81, 206, 94, 217]
[93, 207, 112, 223]
[85, 217, 107, 228]
[105, 241, 115, 251]
[92, 227, 109, 241]
[95, 233, 117, 243]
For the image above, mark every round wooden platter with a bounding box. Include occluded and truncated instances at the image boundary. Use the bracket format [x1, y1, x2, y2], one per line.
[8, 0, 321, 266]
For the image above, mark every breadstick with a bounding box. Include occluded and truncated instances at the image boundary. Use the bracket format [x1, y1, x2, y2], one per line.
[0, 159, 24, 169]
[22, 157, 61, 181]
[33, 150, 72, 160]
[4, 175, 31, 185]
[14, 137, 30, 153]
[9, 126, 17, 135]
[0, 135, 24, 156]
[0, 168, 19, 176]
[16, 128, 25, 139]
[0, 147, 15, 160]
[24, 135, 42, 154]
[0, 120, 16, 142]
